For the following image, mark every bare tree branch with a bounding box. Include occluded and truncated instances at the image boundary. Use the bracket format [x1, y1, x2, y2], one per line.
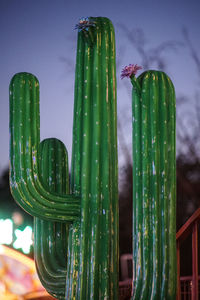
[183, 27, 200, 78]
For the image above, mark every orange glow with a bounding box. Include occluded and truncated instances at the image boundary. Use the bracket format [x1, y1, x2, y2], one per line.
[0, 245, 44, 297]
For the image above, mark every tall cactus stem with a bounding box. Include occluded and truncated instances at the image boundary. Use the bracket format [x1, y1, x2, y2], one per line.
[131, 70, 176, 299]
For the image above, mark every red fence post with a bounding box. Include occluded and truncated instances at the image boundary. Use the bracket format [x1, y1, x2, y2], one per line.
[192, 221, 198, 300]
[177, 240, 181, 300]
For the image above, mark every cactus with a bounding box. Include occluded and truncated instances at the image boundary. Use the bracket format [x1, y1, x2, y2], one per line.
[34, 138, 69, 298]
[9, 17, 118, 300]
[128, 69, 176, 299]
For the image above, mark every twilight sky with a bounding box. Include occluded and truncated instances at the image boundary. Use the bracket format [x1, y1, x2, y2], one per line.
[0, 0, 200, 172]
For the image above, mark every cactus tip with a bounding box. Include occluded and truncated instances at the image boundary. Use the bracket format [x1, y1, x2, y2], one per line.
[75, 17, 96, 31]
[120, 64, 142, 79]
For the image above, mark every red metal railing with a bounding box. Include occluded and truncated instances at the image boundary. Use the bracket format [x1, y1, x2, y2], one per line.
[179, 276, 200, 300]
[176, 207, 200, 300]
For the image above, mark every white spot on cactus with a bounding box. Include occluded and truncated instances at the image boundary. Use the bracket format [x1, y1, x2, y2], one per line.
[152, 162, 156, 175]
[33, 155, 36, 164]
[85, 95, 88, 99]
[84, 80, 87, 83]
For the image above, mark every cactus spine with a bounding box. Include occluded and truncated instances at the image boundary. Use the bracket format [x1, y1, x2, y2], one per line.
[131, 71, 176, 299]
[9, 17, 118, 300]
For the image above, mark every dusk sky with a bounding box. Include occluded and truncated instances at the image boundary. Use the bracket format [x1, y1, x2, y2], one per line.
[1, 0, 200, 173]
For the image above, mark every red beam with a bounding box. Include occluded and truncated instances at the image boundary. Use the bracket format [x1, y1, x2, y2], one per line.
[176, 207, 200, 243]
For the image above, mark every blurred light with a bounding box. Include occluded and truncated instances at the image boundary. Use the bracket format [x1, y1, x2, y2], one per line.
[0, 219, 13, 245]
[0, 245, 35, 269]
[13, 226, 33, 254]
[12, 211, 23, 226]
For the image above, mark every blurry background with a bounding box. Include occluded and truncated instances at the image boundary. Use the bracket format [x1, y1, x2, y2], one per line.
[0, 0, 200, 280]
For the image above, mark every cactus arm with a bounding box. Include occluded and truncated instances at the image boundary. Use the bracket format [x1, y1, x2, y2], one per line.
[9, 73, 81, 221]
[34, 219, 67, 299]
[131, 71, 176, 299]
[34, 138, 69, 299]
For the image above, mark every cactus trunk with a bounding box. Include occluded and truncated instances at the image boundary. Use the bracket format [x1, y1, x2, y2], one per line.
[9, 17, 118, 300]
[67, 17, 118, 299]
[131, 71, 176, 299]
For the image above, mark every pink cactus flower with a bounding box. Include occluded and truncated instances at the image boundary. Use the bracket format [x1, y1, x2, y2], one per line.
[75, 17, 96, 31]
[121, 64, 142, 79]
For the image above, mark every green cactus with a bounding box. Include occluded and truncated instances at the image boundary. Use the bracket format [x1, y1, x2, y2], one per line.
[130, 70, 176, 299]
[34, 138, 69, 299]
[9, 17, 118, 300]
